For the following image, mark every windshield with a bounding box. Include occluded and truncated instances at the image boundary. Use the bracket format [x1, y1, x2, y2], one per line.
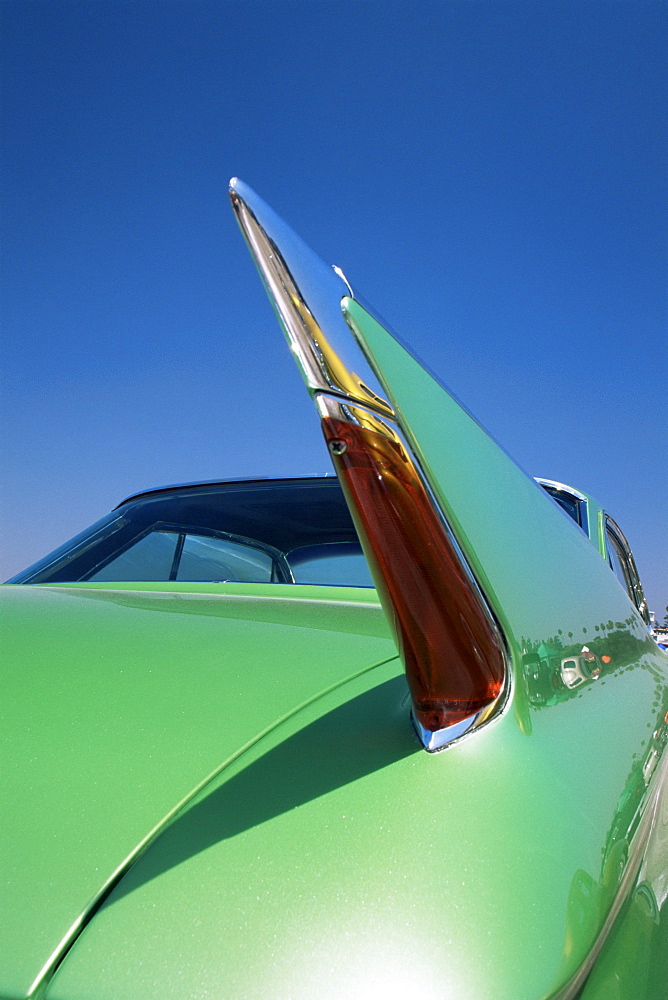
[8, 479, 374, 588]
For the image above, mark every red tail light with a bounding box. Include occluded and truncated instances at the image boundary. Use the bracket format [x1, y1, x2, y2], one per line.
[228, 178, 506, 745]
[322, 409, 505, 733]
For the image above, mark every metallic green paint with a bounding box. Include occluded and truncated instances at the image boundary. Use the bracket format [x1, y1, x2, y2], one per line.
[337, 295, 668, 991]
[0, 583, 396, 999]
[341, 297, 651, 659]
[30, 458, 668, 1000]
[3, 183, 666, 998]
[45, 631, 667, 999]
[589, 495, 608, 557]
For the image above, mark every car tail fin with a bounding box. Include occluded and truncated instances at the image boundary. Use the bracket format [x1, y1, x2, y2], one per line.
[229, 178, 652, 749]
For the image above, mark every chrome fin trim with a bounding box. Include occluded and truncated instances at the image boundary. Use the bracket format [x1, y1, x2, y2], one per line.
[229, 178, 508, 750]
[229, 178, 393, 417]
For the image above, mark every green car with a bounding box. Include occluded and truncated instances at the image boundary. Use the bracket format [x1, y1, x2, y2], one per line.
[2, 180, 666, 1000]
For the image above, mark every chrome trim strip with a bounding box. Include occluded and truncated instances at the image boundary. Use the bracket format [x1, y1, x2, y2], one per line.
[116, 475, 339, 508]
[332, 265, 354, 297]
[534, 477, 588, 502]
[605, 514, 650, 625]
[412, 710, 478, 750]
[229, 178, 393, 417]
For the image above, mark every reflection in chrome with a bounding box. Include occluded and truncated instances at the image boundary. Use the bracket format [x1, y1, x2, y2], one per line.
[332, 265, 353, 297]
[316, 394, 408, 457]
[412, 695, 503, 751]
[229, 178, 393, 417]
[413, 710, 477, 751]
[560, 656, 589, 689]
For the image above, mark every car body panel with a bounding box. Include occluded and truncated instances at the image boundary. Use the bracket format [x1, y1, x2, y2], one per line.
[341, 298, 652, 672]
[46, 631, 666, 999]
[0, 583, 396, 998]
[3, 181, 666, 998]
[228, 180, 667, 993]
[579, 781, 668, 1000]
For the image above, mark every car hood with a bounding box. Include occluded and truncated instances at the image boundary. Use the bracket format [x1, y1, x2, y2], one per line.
[0, 582, 397, 1000]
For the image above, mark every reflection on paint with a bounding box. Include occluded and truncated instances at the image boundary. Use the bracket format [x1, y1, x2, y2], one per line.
[520, 616, 663, 710]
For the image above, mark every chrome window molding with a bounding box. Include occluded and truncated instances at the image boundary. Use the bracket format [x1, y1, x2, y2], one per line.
[534, 478, 588, 502]
[229, 178, 392, 417]
[605, 514, 650, 625]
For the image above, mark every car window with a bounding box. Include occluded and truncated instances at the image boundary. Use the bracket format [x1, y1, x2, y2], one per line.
[87, 530, 277, 584]
[88, 531, 180, 582]
[176, 534, 274, 582]
[288, 543, 373, 587]
[537, 482, 585, 529]
[8, 480, 369, 587]
[548, 491, 581, 524]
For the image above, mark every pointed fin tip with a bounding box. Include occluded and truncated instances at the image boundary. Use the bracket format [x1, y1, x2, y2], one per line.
[228, 177, 243, 207]
[229, 178, 251, 208]
[228, 178, 265, 217]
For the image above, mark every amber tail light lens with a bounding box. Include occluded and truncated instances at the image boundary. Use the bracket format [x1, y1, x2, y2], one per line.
[322, 412, 505, 732]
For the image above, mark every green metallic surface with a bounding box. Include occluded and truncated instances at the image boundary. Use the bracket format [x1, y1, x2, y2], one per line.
[37, 294, 668, 996]
[45, 630, 666, 999]
[578, 784, 668, 1000]
[597, 506, 609, 560]
[589, 496, 607, 557]
[342, 299, 650, 659]
[0, 583, 395, 999]
[336, 296, 668, 990]
[3, 206, 666, 996]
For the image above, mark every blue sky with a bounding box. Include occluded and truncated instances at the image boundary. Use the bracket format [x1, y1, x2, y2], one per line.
[2, 0, 666, 613]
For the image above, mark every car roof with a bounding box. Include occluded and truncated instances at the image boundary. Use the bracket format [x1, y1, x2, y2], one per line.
[115, 474, 339, 508]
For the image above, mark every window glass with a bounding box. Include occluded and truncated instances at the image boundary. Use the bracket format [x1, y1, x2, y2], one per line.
[8, 479, 375, 588]
[88, 531, 179, 582]
[176, 534, 274, 583]
[538, 484, 582, 527]
[289, 543, 374, 587]
[549, 492, 581, 524]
